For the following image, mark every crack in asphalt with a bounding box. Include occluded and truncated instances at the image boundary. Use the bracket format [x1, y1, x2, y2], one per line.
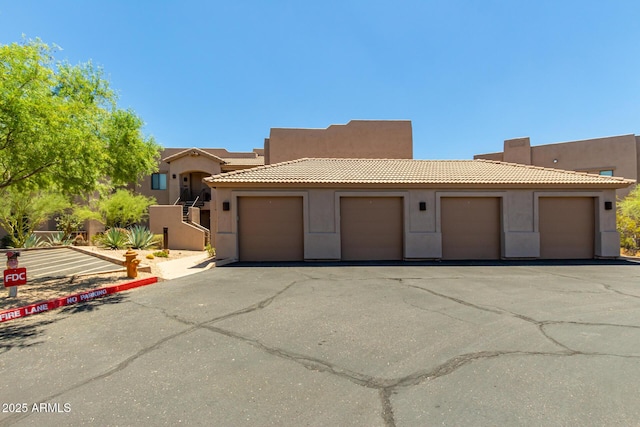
[379, 389, 395, 427]
[1, 279, 305, 427]
[402, 297, 475, 324]
[519, 267, 640, 300]
[206, 279, 303, 325]
[4, 272, 640, 427]
[405, 280, 640, 349]
[0, 322, 200, 427]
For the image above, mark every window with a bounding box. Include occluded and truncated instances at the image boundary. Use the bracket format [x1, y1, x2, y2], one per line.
[151, 173, 167, 190]
[599, 170, 614, 177]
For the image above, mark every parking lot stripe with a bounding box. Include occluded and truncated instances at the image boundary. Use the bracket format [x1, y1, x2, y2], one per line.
[3, 248, 123, 281]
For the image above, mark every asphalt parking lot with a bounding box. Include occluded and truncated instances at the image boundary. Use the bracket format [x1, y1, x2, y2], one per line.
[1, 261, 640, 426]
[1, 248, 122, 281]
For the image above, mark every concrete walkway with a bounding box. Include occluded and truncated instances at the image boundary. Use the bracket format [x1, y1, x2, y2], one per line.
[156, 253, 214, 280]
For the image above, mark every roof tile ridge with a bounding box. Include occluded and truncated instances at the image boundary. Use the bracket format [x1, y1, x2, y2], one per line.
[163, 147, 227, 163]
[475, 159, 635, 182]
[209, 158, 309, 178]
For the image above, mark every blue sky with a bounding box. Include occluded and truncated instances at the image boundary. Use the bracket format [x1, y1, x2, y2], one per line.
[2, 1, 639, 159]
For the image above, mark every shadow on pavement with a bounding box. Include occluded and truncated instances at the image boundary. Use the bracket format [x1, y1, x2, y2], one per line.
[0, 293, 128, 353]
[0, 317, 59, 354]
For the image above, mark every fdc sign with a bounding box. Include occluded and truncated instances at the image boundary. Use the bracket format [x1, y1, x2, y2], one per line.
[3, 268, 27, 287]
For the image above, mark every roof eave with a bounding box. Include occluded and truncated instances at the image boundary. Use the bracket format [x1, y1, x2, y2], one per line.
[204, 181, 634, 190]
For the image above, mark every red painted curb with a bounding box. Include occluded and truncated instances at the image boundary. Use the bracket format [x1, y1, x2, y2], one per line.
[0, 276, 158, 323]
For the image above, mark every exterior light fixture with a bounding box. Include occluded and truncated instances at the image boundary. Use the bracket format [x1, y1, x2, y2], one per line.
[604, 201, 613, 210]
[553, 159, 558, 163]
[419, 202, 426, 211]
[222, 201, 230, 211]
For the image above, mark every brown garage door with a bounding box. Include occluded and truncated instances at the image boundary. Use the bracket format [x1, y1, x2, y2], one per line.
[340, 197, 403, 261]
[238, 197, 304, 261]
[539, 197, 594, 259]
[441, 197, 501, 260]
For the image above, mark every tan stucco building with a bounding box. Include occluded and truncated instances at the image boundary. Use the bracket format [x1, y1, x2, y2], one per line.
[143, 121, 636, 257]
[205, 158, 632, 262]
[475, 134, 640, 197]
[146, 120, 413, 250]
[3, 120, 635, 261]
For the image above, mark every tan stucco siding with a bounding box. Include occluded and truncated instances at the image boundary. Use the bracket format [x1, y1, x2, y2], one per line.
[267, 120, 413, 164]
[475, 135, 639, 198]
[531, 135, 638, 181]
[210, 186, 621, 262]
[149, 205, 206, 251]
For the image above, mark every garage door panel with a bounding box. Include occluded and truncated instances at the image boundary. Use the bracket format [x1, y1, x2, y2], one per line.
[340, 197, 403, 261]
[539, 197, 594, 259]
[238, 197, 303, 261]
[441, 197, 501, 260]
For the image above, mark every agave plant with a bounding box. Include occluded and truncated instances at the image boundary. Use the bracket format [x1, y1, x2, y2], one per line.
[98, 228, 129, 249]
[23, 234, 46, 249]
[127, 225, 158, 250]
[46, 231, 74, 246]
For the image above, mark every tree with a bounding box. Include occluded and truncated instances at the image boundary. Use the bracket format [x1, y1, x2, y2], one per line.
[0, 38, 161, 195]
[0, 188, 70, 247]
[618, 186, 640, 252]
[76, 189, 156, 229]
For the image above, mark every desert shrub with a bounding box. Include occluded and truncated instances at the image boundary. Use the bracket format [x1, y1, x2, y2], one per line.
[127, 225, 158, 250]
[98, 189, 156, 228]
[55, 212, 83, 238]
[618, 186, 640, 253]
[153, 250, 169, 258]
[73, 235, 88, 246]
[205, 243, 216, 258]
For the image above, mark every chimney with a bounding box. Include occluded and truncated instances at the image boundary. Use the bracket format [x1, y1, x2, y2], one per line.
[503, 137, 531, 165]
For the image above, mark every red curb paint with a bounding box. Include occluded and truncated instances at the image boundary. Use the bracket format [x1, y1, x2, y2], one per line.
[0, 277, 158, 323]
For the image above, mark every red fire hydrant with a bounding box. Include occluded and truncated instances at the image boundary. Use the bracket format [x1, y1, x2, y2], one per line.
[123, 249, 140, 279]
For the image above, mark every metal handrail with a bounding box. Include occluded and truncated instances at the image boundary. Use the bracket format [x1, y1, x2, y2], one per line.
[191, 196, 200, 207]
[173, 197, 181, 205]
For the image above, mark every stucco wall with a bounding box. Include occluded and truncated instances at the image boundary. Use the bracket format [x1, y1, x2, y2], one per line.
[149, 205, 205, 251]
[212, 187, 621, 261]
[530, 135, 637, 180]
[266, 120, 413, 164]
[475, 135, 639, 197]
[135, 148, 224, 205]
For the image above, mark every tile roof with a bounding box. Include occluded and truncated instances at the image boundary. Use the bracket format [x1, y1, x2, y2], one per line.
[221, 157, 265, 166]
[162, 147, 225, 163]
[204, 158, 636, 187]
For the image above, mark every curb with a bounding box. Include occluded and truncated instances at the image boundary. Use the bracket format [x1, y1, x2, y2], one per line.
[68, 246, 152, 272]
[0, 276, 158, 323]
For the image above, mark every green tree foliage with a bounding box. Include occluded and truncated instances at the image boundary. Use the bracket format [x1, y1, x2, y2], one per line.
[617, 186, 640, 252]
[0, 188, 70, 247]
[77, 189, 156, 228]
[0, 39, 161, 194]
